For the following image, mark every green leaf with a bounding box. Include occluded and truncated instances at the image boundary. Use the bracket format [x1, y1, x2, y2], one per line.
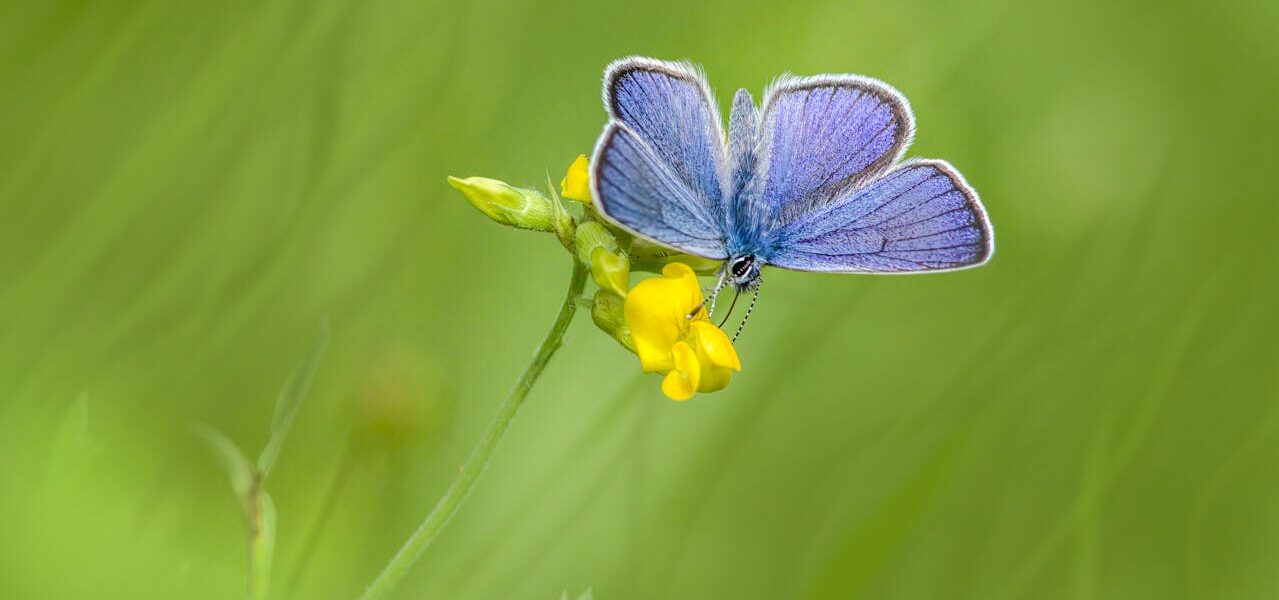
[257, 321, 330, 478]
[194, 423, 255, 499]
[544, 172, 576, 250]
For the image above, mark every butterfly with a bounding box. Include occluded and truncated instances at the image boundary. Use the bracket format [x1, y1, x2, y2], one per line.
[589, 57, 994, 325]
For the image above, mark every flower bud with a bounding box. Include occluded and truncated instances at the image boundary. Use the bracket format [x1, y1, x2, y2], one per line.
[591, 289, 634, 352]
[574, 221, 620, 266]
[448, 176, 555, 232]
[560, 154, 593, 204]
[575, 222, 629, 296]
[590, 247, 630, 298]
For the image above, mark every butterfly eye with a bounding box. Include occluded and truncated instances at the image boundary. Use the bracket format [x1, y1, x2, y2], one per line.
[730, 256, 753, 278]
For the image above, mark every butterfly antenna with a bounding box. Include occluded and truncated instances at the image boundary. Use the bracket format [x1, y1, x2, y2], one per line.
[732, 285, 760, 343]
[717, 290, 741, 327]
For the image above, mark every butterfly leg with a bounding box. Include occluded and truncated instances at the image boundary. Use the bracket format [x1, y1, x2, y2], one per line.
[732, 283, 761, 343]
[690, 269, 728, 319]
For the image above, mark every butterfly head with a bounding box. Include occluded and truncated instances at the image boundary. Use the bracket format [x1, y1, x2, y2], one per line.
[727, 255, 762, 291]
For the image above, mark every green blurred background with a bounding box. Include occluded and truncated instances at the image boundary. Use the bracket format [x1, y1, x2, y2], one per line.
[2, 0, 1277, 598]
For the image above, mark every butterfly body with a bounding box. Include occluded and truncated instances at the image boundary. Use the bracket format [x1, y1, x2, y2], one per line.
[591, 57, 993, 293]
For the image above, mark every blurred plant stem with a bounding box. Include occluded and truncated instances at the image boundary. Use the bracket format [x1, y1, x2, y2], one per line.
[285, 435, 356, 597]
[360, 259, 589, 600]
[195, 325, 327, 600]
[194, 425, 278, 600]
[248, 480, 277, 600]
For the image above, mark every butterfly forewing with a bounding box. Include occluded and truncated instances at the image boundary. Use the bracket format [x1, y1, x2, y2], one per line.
[592, 57, 730, 258]
[754, 75, 915, 222]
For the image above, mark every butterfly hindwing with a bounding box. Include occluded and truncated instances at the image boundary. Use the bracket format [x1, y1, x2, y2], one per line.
[767, 160, 993, 273]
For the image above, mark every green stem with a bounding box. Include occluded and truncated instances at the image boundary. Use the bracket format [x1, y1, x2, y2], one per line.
[248, 481, 276, 600]
[359, 259, 589, 600]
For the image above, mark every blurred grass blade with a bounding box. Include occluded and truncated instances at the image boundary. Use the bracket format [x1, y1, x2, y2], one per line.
[578, 588, 594, 600]
[45, 392, 96, 487]
[194, 423, 254, 499]
[250, 491, 277, 600]
[257, 321, 330, 478]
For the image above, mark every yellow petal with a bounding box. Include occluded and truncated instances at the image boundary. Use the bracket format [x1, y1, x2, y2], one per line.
[624, 295, 679, 373]
[624, 262, 704, 373]
[661, 341, 700, 401]
[686, 321, 738, 394]
[690, 321, 742, 371]
[696, 364, 734, 394]
[658, 262, 705, 315]
[560, 154, 593, 203]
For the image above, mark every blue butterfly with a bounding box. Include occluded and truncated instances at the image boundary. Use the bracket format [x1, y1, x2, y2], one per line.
[590, 57, 994, 320]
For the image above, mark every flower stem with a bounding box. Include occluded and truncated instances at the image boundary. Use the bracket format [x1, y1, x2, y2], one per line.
[359, 259, 589, 600]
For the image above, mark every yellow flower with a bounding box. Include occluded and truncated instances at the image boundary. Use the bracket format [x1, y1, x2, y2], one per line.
[560, 154, 593, 203]
[624, 263, 741, 401]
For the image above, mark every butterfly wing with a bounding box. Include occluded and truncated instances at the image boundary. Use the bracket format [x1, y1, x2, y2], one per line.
[767, 160, 994, 273]
[745, 75, 914, 223]
[591, 57, 729, 259]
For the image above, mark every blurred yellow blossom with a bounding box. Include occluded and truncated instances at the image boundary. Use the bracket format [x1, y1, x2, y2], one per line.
[624, 263, 741, 400]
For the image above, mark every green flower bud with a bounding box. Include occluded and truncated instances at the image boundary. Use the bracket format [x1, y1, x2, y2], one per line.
[590, 246, 630, 298]
[448, 176, 555, 232]
[575, 222, 629, 296]
[591, 289, 634, 352]
[574, 221, 620, 265]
